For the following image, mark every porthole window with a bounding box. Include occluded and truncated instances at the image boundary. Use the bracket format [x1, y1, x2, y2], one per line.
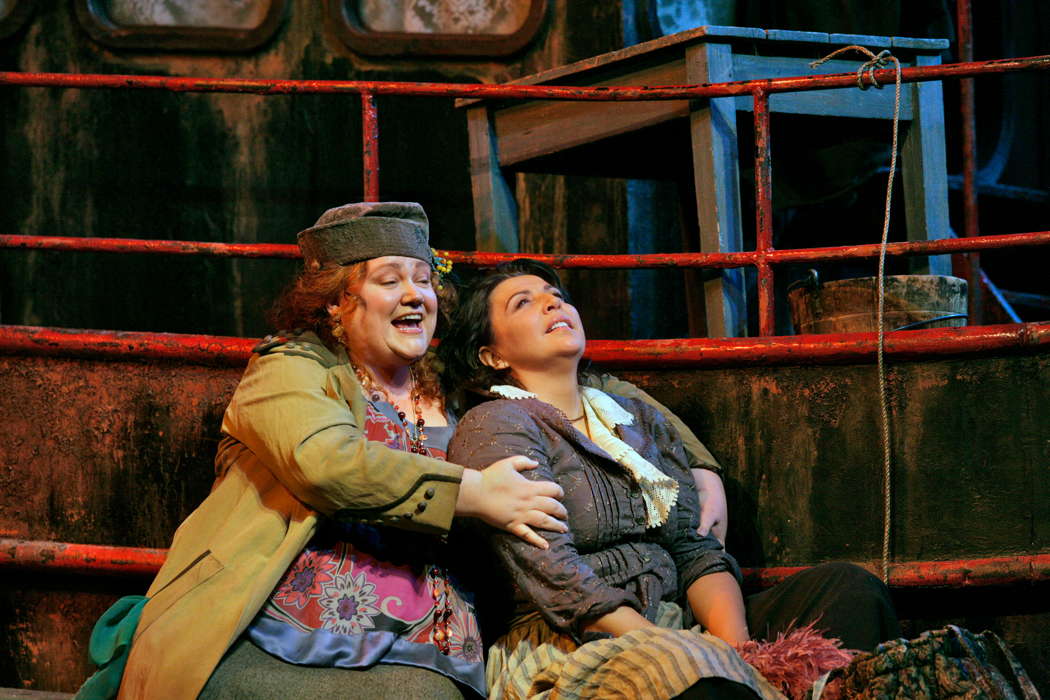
[75, 0, 288, 52]
[330, 0, 547, 57]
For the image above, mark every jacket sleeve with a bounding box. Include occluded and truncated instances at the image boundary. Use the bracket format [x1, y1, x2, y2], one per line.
[447, 401, 639, 642]
[588, 373, 723, 475]
[220, 345, 463, 534]
[641, 402, 742, 600]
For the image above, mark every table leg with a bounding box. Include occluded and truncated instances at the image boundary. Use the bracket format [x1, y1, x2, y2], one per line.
[687, 42, 748, 337]
[466, 105, 519, 252]
[901, 53, 952, 277]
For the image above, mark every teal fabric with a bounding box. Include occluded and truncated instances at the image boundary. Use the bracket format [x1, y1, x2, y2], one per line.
[75, 595, 148, 700]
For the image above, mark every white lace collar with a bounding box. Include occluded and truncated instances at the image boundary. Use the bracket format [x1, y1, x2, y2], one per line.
[488, 384, 678, 527]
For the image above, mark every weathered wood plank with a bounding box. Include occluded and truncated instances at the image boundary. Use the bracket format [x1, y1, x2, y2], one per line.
[828, 33, 893, 49]
[467, 106, 519, 253]
[491, 60, 689, 166]
[687, 42, 746, 338]
[730, 54, 915, 120]
[764, 29, 830, 44]
[901, 53, 952, 275]
[455, 25, 764, 108]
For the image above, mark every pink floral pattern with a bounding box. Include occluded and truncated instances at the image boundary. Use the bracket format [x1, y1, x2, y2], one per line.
[319, 570, 382, 635]
[255, 399, 471, 659]
[445, 601, 484, 663]
[272, 548, 337, 610]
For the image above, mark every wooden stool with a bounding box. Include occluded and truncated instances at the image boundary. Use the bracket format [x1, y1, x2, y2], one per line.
[458, 26, 950, 337]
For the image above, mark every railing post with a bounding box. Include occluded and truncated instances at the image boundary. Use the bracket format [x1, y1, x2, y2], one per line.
[753, 88, 775, 337]
[361, 91, 379, 201]
[956, 0, 982, 323]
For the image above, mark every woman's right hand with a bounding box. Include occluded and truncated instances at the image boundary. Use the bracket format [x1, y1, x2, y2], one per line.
[456, 456, 568, 549]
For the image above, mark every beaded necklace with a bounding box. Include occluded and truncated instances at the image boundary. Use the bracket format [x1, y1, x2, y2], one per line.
[352, 363, 428, 455]
[351, 361, 453, 654]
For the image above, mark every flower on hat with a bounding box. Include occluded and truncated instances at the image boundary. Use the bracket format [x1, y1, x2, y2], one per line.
[431, 248, 453, 289]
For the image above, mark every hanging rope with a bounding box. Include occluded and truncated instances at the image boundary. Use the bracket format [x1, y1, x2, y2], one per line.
[809, 46, 903, 583]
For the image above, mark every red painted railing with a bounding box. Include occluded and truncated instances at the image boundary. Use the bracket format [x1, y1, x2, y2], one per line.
[2, 47, 1049, 590]
[1, 230, 1048, 266]
[2, 53, 1050, 337]
[3, 322, 1049, 369]
[3, 538, 1047, 590]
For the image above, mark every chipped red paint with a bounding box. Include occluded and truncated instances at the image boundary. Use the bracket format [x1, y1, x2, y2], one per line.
[752, 89, 775, 336]
[583, 322, 1050, 367]
[0, 234, 301, 258]
[3, 230, 1048, 266]
[955, 0, 982, 323]
[755, 231, 1050, 265]
[361, 91, 380, 201]
[3, 322, 1049, 368]
[0, 538, 166, 578]
[0, 325, 256, 366]
[4, 537, 1046, 589]
[742, 553, 1050, 589]
[1, 55, 1047, 100]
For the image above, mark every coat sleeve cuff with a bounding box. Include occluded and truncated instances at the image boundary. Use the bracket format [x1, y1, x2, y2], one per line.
[333, 465, 462, 535]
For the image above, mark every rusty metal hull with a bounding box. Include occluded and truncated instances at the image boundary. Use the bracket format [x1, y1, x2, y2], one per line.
[2, 349, 1048, 689]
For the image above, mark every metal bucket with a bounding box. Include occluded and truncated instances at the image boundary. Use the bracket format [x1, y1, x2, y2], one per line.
[787, 273, 968, 334]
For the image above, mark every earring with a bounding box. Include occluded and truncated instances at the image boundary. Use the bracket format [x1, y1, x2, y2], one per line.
[331, 320, 345, 339]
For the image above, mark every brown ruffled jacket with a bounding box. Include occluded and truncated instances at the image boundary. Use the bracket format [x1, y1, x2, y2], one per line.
[447, 393, 740, 643]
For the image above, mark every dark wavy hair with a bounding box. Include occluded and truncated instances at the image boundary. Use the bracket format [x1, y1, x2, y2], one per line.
[438, 259, 572, 396]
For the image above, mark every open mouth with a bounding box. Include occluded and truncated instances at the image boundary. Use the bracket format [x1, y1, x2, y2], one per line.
[392, 313, 425, 333]
[547, 320, 571, 333]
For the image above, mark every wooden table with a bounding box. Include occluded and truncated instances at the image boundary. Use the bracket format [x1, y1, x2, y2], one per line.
[458, 26, 951, 337]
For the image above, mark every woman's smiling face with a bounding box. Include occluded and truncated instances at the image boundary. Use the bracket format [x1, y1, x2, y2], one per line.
[481, 274, 586, 376]
[331, 256, 438, 370]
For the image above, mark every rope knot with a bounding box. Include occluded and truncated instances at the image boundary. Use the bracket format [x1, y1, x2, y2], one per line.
[857, 49, 893, 90]
[808, 45, 900, 90]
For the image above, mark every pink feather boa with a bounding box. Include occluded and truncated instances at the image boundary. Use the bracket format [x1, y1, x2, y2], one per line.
[734, 623, 856, 700]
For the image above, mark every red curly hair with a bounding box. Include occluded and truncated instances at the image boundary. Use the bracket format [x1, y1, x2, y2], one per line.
[268, 260, 455, 405]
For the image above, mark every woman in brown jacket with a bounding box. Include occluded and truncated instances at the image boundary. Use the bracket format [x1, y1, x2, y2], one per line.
[441, 260, 899, 700]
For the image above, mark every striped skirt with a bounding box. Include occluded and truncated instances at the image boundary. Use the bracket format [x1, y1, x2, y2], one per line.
[486, 604, 785, 700]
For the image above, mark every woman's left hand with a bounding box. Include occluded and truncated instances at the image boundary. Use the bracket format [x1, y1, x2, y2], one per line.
[691, 468, 728, 545]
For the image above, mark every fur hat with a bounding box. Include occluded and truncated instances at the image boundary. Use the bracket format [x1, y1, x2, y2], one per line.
[297, 201, 432, 267]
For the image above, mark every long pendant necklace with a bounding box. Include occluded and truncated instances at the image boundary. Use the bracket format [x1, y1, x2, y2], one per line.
[353, 362, 451, 653]
[400, 379, 428, 455]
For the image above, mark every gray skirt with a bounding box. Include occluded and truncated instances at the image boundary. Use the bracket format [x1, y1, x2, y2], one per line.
[198, 637, 468, 700]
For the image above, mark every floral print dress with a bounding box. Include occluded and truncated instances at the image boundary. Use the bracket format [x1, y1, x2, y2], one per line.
[245, 400, 485, 695]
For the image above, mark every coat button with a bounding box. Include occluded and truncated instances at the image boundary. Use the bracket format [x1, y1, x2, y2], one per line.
[424, 488, 435, 499]
[403, 511, 414, 520]
[635, 515, 646, 526]
[416, 501, 428, 513]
